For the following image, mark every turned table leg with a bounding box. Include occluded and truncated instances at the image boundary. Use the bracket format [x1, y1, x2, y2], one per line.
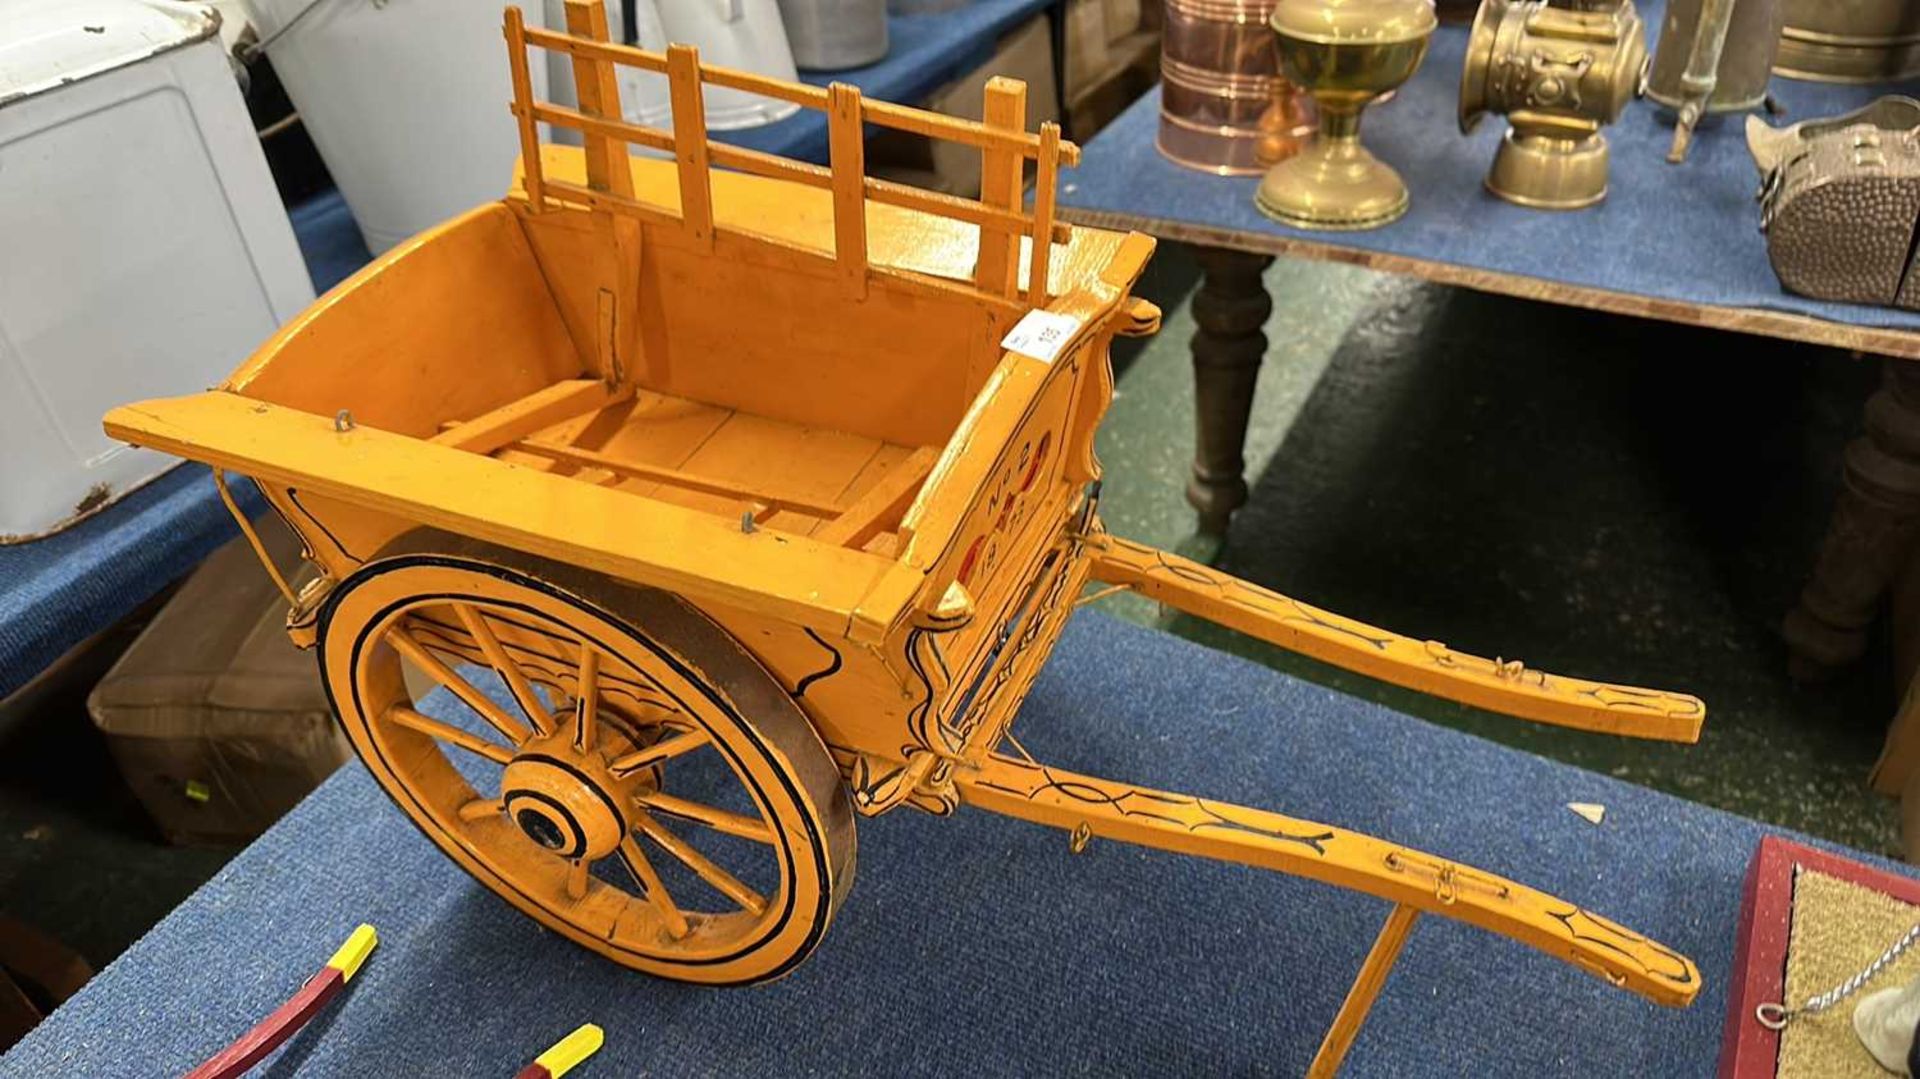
[1186, 246, 1276, 534]
[1786, 358, 1920, 681]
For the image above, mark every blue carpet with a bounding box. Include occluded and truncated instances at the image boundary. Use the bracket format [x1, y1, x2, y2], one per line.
[1060, 0, 1920, 331]
[0, 467, 262, 700]
[4, 612, 1899, 1076]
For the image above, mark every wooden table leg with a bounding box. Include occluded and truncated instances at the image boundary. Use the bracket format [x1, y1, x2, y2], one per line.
[1786, 358, 1920, 681]
[1186, 246, 1275, 534]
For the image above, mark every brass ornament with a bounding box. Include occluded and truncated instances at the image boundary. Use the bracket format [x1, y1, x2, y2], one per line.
[1459, 0, 1649, 210]
[1254, 0, 1437, 230]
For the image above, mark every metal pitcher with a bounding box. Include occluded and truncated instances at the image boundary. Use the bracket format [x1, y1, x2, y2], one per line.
[1646, 0, 1786, 161]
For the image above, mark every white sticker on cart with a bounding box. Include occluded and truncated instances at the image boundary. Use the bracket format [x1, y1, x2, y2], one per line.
[1000, 310, 1084, 364]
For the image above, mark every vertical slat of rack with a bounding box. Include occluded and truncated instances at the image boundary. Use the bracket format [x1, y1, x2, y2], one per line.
[974, 78, 1026, 301]
[666, 45, 714, 248]
[503, 8, 546, 209]
[1025, 123, 1060, 306]
[562, 0, 633, 198]
[828, 83, 869, 299]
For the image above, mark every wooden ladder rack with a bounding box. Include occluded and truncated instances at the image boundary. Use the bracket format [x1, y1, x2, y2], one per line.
[503, 1, 1079, 306]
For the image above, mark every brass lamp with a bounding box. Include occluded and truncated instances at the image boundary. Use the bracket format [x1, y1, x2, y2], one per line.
[1459, 0, 1648, 210]
[1255, 0, 1438, 231]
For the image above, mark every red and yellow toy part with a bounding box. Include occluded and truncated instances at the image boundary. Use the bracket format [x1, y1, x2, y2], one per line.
[106, 5, 1704, 1074]
[515, 1023, 604, 1079]
[185, 924, 377, 1079]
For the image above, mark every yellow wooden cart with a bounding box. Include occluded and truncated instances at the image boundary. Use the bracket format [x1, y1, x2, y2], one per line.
[105, 4, 1707, 1071]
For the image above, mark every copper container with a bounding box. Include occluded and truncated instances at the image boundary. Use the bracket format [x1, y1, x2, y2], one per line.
[1777, 0, 1920, 84]
[1158, 0, 1317, 175]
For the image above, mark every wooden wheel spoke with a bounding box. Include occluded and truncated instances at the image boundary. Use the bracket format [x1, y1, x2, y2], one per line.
[453, 602, 554, 736]
[459, 798, 504, 822]
[388, 627, 534, 745]
[566, 858, 591, 901]
[388, 705, 514, 765]
[573, 643, 601, 753]
[608, 729, 710, 777]
[634, 810, 767, 915]
[617, 837, 691, 939]
[636, 791, 775, 844]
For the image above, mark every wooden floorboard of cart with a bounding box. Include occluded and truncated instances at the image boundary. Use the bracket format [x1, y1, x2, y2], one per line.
[495, 388, 933, 549]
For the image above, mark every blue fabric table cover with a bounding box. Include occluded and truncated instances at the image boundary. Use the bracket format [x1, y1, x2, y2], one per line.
[5, 613, 1902, 1077]
[0, 0, 1046, 699]
[1058, 0, 1920, 333]
[0, 468, 263, 700]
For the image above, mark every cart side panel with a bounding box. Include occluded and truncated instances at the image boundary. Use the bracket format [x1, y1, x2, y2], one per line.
[247, 466, 920, 756]
[692, 603, 917, 760]
[641, 235, 984, 449]
[514, 185, 1000, 451]
[230, 203, 584, 439]
[253, 482, 410, 584]
[887, 345, 1095, 763]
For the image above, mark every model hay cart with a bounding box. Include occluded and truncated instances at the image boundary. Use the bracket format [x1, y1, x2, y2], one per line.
[105, 4, 1707, 1071]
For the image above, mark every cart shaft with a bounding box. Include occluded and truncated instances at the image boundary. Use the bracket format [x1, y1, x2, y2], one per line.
[1089, 536, 1705, 743]
[956, 752, 1699, 1009]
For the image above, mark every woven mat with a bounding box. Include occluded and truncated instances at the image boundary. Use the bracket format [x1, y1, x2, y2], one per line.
[1781, 869, 1920, 1078]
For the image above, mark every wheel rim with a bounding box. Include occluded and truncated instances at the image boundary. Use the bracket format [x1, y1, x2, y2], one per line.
[320, 555, 843, 984]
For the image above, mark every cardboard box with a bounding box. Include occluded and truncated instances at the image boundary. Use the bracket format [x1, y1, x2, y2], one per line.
[88, 515, 347, 846]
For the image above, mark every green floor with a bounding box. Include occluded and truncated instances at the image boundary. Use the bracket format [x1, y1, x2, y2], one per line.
[1087, 243, 1902, 856]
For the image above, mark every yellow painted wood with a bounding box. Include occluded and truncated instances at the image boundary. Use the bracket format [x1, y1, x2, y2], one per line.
[506, 435, 847, 518]
[816, 446, 939, 548]
[503, 8, 545, 209]
[563, 0, 633, 200]
[1089, 535, 1708, 743]
[665, 45, 714, 247]
[100, 9, 1710, 1032]
[430, 378, 627, 454]
[828, 83, 868, 298]
[1307, 905, 1419, 1078]
[102, 392, 918, 636]
[228, 203, 585, 439]
[957, 753, 1700, 1008]
[1026, 122, 1061, 305]
[975, 78, 1027, 301]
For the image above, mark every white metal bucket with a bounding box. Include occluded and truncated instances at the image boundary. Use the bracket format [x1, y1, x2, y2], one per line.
[244, 0, 549, 253]
[779, 0, 888, 71]
[657, 0, 801, 129]
[543, 0, 673, 139]
[0, 0, 314, 540]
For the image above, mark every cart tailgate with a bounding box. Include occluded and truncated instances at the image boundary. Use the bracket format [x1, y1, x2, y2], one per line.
[104, 391, 921, 639]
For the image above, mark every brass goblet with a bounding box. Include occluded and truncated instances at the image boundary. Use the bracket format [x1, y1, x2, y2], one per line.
[1255, 0, 1437, 230]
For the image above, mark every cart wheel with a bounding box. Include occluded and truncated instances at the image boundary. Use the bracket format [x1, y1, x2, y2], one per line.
[317, 535, 855, 985]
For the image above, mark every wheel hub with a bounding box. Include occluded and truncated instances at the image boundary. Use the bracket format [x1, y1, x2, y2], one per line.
[500, 734, 632, 861]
